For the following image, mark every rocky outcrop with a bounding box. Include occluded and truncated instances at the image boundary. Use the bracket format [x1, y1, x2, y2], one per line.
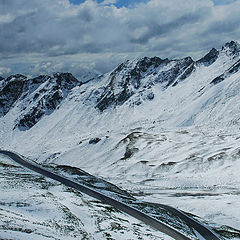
[210, 59, 240, 85]
[0, 72, 83, 130]
[197, 48, 219, 67]
[2, 40, 240, 130]
[16, 73, 82, 130]
[16, 89, 64, 130]
[222, 40, 240, 57]
[0, 74, 27, 117]
[96, 56, 195, 111]
[54, 73, 81, 92]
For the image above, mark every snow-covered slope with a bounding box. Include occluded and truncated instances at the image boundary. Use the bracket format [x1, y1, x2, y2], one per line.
[1, 41, 240, 239]
[0, 154, 172, 240]
[0, 73, 82, 130]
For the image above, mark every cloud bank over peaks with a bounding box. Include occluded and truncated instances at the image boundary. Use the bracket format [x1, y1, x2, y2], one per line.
[1, 0, 240, 76]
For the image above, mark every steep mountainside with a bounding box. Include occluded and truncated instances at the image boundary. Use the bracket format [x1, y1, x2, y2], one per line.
[0, 73, 82, 130]
[95, 56, 194, 111]
[1, 41, 240, 239]
[1, 41, 240, 132]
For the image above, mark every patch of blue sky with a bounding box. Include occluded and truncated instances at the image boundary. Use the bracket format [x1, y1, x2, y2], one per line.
[69, 0, 149, 8]
[212, 0, 236, 5]
[69, 0, 237, 7]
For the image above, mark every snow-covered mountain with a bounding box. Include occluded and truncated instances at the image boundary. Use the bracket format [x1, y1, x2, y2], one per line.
[1, 41, 240, 239]
[0, 73, 83, 130]
[1, 41, 240, 131]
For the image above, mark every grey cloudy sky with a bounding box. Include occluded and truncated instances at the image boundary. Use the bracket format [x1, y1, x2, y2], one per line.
[0, 0, 240, 77]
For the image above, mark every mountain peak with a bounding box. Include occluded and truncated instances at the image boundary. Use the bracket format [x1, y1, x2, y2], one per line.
[53, 72, 82, 91]
[1, 40, 240, 130]
[197, 48, 219, 66]
[95, 56, 195, 111]
[4, 74, 27, 84]
[221, 40, 240, 56]
[0, 72, 82, 130]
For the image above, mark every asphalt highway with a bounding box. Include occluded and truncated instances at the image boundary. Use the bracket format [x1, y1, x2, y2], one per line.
[0, 150, 222, 240]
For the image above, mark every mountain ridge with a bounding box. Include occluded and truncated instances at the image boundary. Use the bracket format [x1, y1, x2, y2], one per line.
[1, 40, 240, 131]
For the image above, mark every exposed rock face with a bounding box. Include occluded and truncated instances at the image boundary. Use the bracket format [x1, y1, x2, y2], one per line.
[210, 59, 240, 85]
[89, 138, 101, 144]
[0, 74, 27, 117]
[197, 48, 219, 66]
[96, 56, 195, 111]
[17, 88, 64, 130]
[222, 40, 240, 57]
[54, 73, 81, 92]
[16, 73, 82, 130]
[0, 72, 82, 130]
[1, 40, 240, 131]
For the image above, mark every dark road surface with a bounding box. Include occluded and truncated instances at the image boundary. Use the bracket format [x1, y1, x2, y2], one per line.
[0, 150, 222, 240]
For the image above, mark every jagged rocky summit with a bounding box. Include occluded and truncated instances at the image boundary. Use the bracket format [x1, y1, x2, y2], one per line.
[1, 40, 240, 131]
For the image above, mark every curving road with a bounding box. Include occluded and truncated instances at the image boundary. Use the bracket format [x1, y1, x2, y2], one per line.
[0, 150, 221, 240]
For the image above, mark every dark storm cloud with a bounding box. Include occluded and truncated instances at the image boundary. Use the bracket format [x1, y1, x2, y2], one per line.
[129, 11, 210, 44]
[1, 0, 240, 76]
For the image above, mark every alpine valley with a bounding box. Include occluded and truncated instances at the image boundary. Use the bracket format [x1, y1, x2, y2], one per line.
[1, 41, 240, 239]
